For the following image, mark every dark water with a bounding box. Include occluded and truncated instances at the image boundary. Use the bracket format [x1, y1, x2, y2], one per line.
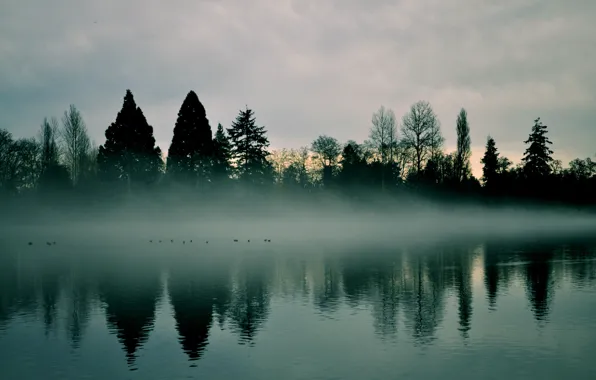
[1, 236, 596, 380]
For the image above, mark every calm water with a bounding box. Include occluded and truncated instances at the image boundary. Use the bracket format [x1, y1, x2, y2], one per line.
[1, 236, 596, 379]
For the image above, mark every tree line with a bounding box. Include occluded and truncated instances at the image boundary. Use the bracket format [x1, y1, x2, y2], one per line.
[1, 89, 595, 210]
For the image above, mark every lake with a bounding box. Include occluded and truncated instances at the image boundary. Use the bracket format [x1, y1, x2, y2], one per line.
[1, 235, 596, 379]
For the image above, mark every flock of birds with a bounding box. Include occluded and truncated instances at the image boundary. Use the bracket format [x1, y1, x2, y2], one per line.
[149, 239, 272, 244]
[28, 241, 55, 246]
[27, 239, 272, 246]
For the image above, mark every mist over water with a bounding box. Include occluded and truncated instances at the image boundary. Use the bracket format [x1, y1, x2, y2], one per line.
[2, 198, 596, 380]
[4, 197, 596, 248]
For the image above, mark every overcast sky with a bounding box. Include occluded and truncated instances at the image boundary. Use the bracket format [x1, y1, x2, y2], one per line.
[1, 0, 595, 177]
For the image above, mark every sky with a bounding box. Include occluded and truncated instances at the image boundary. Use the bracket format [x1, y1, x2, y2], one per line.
[1, 0, 595, 178]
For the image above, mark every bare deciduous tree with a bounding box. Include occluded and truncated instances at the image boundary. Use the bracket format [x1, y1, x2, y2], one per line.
[1, 138, 42, 192]
[79, 142, 99, 183]
[61, 104, 91, 186]
[269, 148, 292, 184]
[400, 100, 440, 174]
[394, 140, 414, 179]
[369, 106, 398, 191]
[369, 106, 398, 164]
[428, 118, 444, 161]
[280, 147, 311, 188]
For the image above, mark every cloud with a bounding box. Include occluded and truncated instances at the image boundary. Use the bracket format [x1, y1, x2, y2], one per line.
[1, 0, 595, 178]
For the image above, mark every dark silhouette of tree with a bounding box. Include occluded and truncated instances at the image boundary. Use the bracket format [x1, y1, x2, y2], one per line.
[272, 148, 312, 191]
[228, 259, 272, 345]
[40, 264, 62, 336]
[280, 147, 310, 190]
[483, 244, 501, 310]
[313, 259, 342, 314]
[341, 256, 373, 308]
[0, 129, 13, 194]
[97, 90, 162, 190]
[167, 257, 231, 361]
[66, 274, 93, 349]
[428, 118, 445, 162]
[369, 106, 398, 191]
[563, 243, 596, 288]
[168, 273, 214, 361]
[211, 123, 232, 186]
[3, 87, 596, 218]
[400, 101, 440, 174]
[37, 118, 71, 193]
[1, 138, 42, 194]
[227, 107, 273, 188]
[369, 106, 398, 165]
[99, 270, 161, 367]
[311, 135, 341, 188]
[269, 149, 291, 185]
[0, 253, 39, 330]
[61, 105, 91, 186]
[481, 136, 500, 191]
[281, 160, 304, 189]
[454, 108, 471, 182]
[276, 257, 310, 301]
[522, 117, 554, 179]
[0, 253, 21, 329]
[454, 250, 473, 339]
[39, 117, 60, 171]
[167, 91, 213, 189]
[369, 258, 402, 338]
[338, 141, 368, 190]
[523, 248, 554, 322]
[401, 252, 447, 345]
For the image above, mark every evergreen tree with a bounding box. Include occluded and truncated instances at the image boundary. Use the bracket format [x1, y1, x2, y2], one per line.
[522, 117, 553, 179]
[212, 123, 232, 182]
[167, 91, 213, 188]
[97, 90, 162, 189]
[227, 107, 273, 187]
[481, 136, 499, 188]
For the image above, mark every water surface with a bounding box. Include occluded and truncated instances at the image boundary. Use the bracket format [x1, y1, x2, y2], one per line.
[1, 236, 596, 379]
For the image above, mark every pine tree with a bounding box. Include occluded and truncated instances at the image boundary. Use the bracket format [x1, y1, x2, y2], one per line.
[522, 117, 553, 179]
[212, 123, 232, 182]
[481, 136, 499, 188]
[166, 91, 213, 188]
[227, 107, 272, 186]
[97, 90, 162, 188]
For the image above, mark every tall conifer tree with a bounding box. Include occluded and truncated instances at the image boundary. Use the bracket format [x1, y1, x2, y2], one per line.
[167, 91, 213, 188]
[97, 90, 162, 188]
[481, 136, 499, 188]
[227, 107, 272, 186]
[212, 123, 232, 182]
[522, 117, 554, 179]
